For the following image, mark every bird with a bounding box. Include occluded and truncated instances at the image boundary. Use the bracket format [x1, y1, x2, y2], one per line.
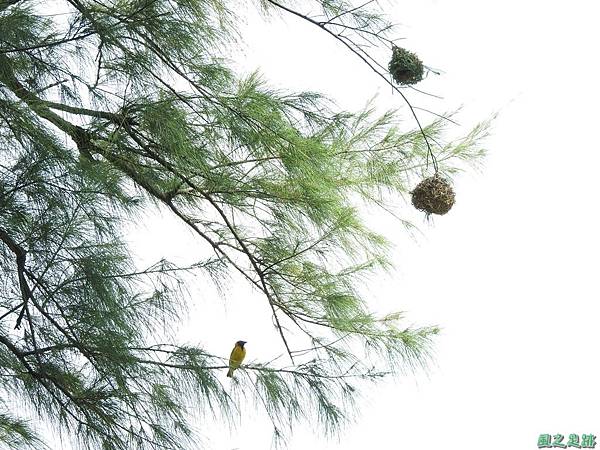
[226, 340, 247, 378]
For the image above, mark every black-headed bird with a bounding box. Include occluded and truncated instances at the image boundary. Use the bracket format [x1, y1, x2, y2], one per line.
[227, 340, 247, 378]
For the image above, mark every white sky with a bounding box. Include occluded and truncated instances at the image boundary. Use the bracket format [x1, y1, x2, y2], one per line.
[40, 0, 600, 449]
[196, 0, 599, 449]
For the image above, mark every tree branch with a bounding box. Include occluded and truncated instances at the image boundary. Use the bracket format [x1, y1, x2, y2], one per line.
[0, 227, 34, 329]
[0, 0, 20, 13]
[0, 31, 97, 54]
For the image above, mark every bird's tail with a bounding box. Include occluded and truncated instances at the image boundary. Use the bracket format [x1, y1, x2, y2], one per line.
[226, 368, 233, 378]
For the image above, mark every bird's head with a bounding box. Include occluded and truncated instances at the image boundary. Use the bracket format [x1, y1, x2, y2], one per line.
[236, 340, 247, 348]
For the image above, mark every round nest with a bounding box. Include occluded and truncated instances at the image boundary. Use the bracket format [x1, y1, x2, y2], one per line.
[411, 175, 455, 215]
[388, 46, 424, 85]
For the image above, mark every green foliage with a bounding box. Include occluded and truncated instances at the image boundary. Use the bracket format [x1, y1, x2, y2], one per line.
[0, 411, 45, 449]
[0, 0, 489, 448]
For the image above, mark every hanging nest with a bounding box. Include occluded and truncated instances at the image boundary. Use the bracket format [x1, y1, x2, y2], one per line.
[411, 175, 455, 215]
[388, 46, 424, 85]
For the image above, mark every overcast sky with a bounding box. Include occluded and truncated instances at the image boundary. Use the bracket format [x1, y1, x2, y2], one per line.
[42, 0, 600, 449]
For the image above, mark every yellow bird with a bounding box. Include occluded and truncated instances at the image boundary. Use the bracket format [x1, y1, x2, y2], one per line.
[226, 340, 247, 378]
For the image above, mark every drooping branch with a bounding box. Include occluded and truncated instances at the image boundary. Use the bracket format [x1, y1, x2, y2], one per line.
[0, 52, 301, 361]
[265, 0, 440, 172]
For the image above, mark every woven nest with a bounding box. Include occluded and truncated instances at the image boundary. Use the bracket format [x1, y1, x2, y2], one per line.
[388, 46, 424, 85]
[411, 175, 455, 215]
